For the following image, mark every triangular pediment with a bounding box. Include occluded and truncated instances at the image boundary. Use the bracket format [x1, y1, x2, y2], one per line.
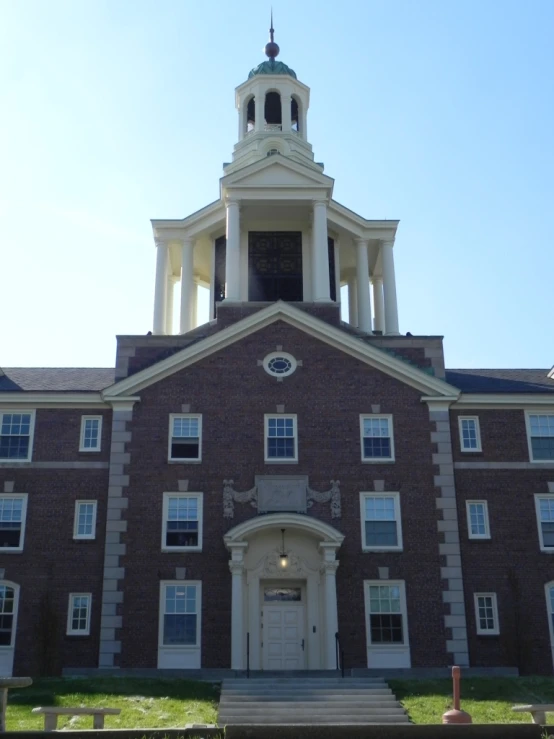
[102, 302, 460, 401]
[221, 157, 334, 193]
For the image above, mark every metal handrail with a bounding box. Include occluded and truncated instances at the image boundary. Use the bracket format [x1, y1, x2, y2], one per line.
[335, 632, 345, 678]
[246, 631, 250, 679]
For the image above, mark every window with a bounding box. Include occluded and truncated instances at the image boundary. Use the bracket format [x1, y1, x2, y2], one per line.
[535, 495, 554, 551]
[265, 415, 298, 462]
[360, 415, 395, 462]
[73, 501, 97, 540]
[360, 493, 402, 551]
[365, 582, 408, 645]
[263, 352, 297, 378]
[168, 415, 202, 462]
[67, 593, 92, 635]
[466, 500, 490, 539]
[526, 414, 554, 461]
[79, 416, 102, 452]
[458, 416, 481, 452]
[474, 593, 499, 635]
[0, 495, 28, 551]
[545, 583, 554, 655]
[0, 583, 18, 647]
[162, 493, 203, 551]
[160, 582, 200, 647]
[0, 412, 35, 462]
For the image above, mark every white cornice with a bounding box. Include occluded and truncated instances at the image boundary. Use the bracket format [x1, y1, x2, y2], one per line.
[453, 394, 554, 409]
[102, 301, 460, 399]
[220, 155, 334, 193]
[0, 393, 108, 408]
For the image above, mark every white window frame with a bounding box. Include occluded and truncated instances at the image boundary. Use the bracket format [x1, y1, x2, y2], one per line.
[466, 500, 491, 540]
[79, 415, 102, 452]
[73, 500, 98, 540]
[0, 581, 20, 650]
[161, 493, 203, 552]
[544, 581, 554, 663]
[359, 414, 395, 463]
[66, 593, 92, 635]
[474, 592, 499, 635]
[360, 492, 403, 551]
[168, 414, 202, 463]
[458, 416, 482, 452]
[0, 494, 28, 553]
[0, 411, 36, 463]
[264, 414, 298, 463]
[525, 412, 554, 463]
[364, 580, 410, 648]
[158, 580, 202, 649]
[535, 494, 554, 552]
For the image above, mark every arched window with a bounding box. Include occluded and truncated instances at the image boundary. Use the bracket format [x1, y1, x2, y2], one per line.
[291, 97, 300, 132]
[264, 92, 282, 131]
[246, 97, 255, 133]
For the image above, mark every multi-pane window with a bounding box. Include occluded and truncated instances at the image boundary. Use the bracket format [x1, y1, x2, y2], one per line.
[527, 414, 554, 461]
[474, 593, 499, 635]
[265, 415, 298, 462]
[169, 415, 202, 461]
[367, 583, 406, 644]
[361, 493, 402, 550]
[162, 494, 202, 550]
[79, 416, 102, 452]
[67, 593, 92, 635]
[161, 583, 199, 646]
[546, 584, 554, 646]
[458, 416, 481, 452]
[0, 496, 27, 551]
[360, 416, 394, 462]
[466, 501, 490, 539]
[0, 412, 34, 461]
[73, 501, 97, 540]
[0, 585, 17, 646]
[535, 496, 554, 551]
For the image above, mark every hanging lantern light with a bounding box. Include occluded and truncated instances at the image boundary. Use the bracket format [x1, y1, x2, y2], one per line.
[279, 529, 288, 568]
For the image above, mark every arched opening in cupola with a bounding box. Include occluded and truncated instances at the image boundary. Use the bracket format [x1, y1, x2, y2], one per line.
[246, 96, 255, 133]
[264, 91, 282, 131]
[291, 96, 300, 132]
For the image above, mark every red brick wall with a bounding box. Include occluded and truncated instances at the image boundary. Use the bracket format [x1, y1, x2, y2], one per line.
[450, 409, 530, 463]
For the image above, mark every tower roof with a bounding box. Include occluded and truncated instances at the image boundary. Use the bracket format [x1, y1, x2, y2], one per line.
[248, 13, 297, 79]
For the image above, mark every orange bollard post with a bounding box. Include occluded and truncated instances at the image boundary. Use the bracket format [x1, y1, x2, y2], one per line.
[442, 666, 473, 724]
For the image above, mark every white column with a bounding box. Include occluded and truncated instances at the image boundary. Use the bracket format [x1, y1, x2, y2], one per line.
[225, 200, 241, 301]
[347, 272, 358, 327]
[312, 201, 331, 301]
[321, 553, 339, 670]
[356, 238, 373, 333]
[165, 274, 176, 335]
[180, 237, 194, 334]
[334, 239, 341, 303]
[238, 101, 246, 141]
[230, 562, 245, 669]
[371, 276, 385, 333]
[382, 240, 400, 335]
[153, 240, 168, 335]
[254, 90, 264, 132]
[282, 93, 292, 132]
[191, 281, 198, 329]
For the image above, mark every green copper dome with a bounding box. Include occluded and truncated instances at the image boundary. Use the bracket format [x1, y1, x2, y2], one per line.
[248, 59, 297, 80]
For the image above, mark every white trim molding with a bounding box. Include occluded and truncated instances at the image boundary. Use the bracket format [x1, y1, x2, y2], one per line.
[264, 414, 298, 463]
[525, 411, 554, 464]
[73, 500, 98, 540]
[224, 512, 344, 548]
[535, 494, 554, 552]
[67, 593, 92, 635]
[0, 494, 28, 552]
[168, 414, 202, 463]
[465, 500, 490, 540]
[79, 416, 102, 452]
[458, 416, 482, 453]
[0, 411, 36, 463]
[158, 580, 202, 669]
[364, 580, 410, 668]
[360, 414, 395, 463]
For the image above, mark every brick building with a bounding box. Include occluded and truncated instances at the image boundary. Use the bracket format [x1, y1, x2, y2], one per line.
[1, 29, 554, 677]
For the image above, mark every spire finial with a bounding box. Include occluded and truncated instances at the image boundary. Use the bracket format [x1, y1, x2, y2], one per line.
[265, 9, 280, 60]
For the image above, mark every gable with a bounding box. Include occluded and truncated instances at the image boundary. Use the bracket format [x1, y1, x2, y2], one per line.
[221, 157, 334, 192]
[102, 302, 460, 401]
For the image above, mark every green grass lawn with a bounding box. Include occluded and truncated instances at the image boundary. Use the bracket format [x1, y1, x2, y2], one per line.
[389, 676, 554, 724]
[6, 677, 219, 731]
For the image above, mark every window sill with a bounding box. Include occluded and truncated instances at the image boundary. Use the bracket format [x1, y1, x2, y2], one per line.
[161, 547, 202, 553]
[468, 536, 491, 541]
[160, 644, 199, 650]
[476, 632, 500, 637]
[460, 450, 483, 455]
[539, 548, 554, 554]
[264, 459, 298, 464]
[66, 632, 91, 638]
[361, 459, 395, 464]
[362, 547, 403, 553]
[167, 459, 202, 464]
[73, 537, 97, 542]
[78, 449, 102, 454]
[529, 459, 554, 464]
[0, 549, 23, 555]
[0, 460, 33, 465]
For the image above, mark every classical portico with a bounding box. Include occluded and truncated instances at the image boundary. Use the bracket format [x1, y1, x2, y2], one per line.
[224, 514, 344, 671]
[150, 25, 401, 337]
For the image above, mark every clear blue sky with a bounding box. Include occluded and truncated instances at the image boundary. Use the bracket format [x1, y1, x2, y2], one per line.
[1, 0, 553, 369]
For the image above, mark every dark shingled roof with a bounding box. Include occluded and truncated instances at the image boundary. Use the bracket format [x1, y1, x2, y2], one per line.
[0, 368, 115, 392]
[446, 369, 554, 394]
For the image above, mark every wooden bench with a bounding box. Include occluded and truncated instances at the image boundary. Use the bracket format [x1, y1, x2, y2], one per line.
[512, 704, 554, 724]
[32, 706, 121, 731]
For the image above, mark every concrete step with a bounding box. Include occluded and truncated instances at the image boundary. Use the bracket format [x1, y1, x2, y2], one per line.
[220, 695, 398, 704]
[219, 703, 405, 712]
[223, 678, 387, 685]
[218, 716, 411, 725]
[221, 689, 393, 697]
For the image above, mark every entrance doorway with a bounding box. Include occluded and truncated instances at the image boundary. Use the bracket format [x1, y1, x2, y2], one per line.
[262, 585, 305, 670]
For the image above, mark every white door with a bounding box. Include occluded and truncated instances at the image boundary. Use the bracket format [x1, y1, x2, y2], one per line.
[0, 583, 19, 677]
[262, 605, 305, 669]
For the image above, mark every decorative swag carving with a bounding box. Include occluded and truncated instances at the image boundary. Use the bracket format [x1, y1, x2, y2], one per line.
[222, 478, 341, 519]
